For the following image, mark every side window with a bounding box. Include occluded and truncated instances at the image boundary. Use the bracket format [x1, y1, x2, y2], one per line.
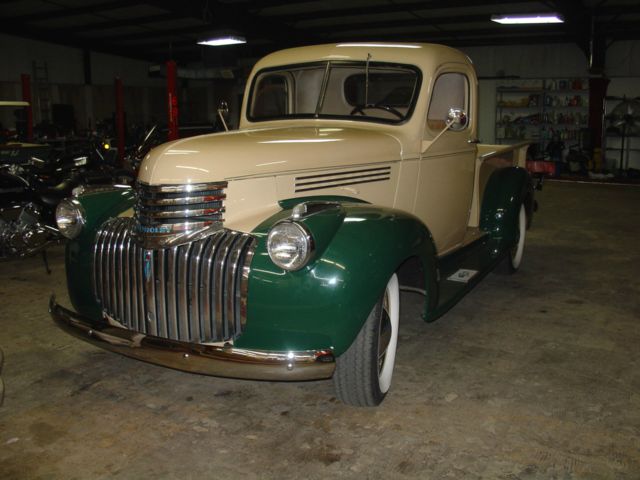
[250, 74, 289, 118]
[427, 73, 469, 131]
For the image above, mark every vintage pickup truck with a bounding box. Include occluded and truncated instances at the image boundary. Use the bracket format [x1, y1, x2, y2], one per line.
[51, 43, 534, 406]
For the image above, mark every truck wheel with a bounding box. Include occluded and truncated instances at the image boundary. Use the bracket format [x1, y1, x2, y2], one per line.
[496, 204, 526, 274]
[333, 274, 399, 406]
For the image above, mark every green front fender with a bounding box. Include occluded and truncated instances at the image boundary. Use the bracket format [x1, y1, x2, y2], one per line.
[234, 203, 437, 356]
[65, 188, 135, 319]
[479, 167, 533, 247]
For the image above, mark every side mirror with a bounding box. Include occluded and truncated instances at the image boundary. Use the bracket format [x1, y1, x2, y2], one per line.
[217, 101, 230, 131]
[217, 100, 229, 119]
[447, 108, 467, 131]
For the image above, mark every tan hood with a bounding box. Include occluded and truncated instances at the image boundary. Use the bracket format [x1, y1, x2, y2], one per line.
[137, 126, 403, 185]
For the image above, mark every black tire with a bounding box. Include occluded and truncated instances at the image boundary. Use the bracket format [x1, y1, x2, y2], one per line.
[333, 274, 399, 407]
[495, 204, 526, 275]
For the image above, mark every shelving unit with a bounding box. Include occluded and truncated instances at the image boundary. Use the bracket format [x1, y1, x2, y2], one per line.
[495, 78, 589, 158]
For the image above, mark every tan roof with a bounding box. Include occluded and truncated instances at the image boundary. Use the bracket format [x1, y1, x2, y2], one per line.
[252, 42, 473, 73]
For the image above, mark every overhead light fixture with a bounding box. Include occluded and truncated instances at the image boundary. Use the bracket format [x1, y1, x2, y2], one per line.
[491, 13, 564, 24]
[198, 35, 246, 46]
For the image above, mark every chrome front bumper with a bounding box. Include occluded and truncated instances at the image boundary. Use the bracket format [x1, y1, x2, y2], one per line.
[49, 296, 335, 381]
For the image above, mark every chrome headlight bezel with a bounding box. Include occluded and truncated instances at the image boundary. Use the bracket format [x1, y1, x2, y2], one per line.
[267, 220, 315, 271]
[55, 198, 86, 239]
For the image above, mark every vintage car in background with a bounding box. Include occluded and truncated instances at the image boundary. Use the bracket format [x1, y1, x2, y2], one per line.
[50, 43, 534, 406]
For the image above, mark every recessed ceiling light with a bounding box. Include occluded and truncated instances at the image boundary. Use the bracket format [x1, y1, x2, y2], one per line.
[198, 36, 246, 46]
[491, 13, 564, 24]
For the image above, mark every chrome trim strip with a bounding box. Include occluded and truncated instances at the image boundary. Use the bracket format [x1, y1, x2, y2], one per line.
[201, 236, 215, 341]
[130, 238, 139, 333]
[239, 240, 255, 331]
[123, 234, 132, 327]
[138, 182, 228, 194]
[166, 246, 179, 339]
[143, 248, 157, 336]
[156, 249, 167, 338]
[214, 232, 237, 340]
[141, 195, 226, 206]
[117, 225, 127, 325]
[226, 234, 248, 336]
[178, 243, 191, 341]
[135, 243, 145, 334]
[190, 240, 205, 341]
[139, 207, 224, 219]
[50, 296, 335, 382]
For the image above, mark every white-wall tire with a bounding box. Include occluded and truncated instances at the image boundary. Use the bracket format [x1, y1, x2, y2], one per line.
[333, 274, 400, 406]
[510, 204, 526, 270]
[496, 204, 526, 275]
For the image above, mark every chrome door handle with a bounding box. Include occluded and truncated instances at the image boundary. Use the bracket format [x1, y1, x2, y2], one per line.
[468, 138, 481, 144]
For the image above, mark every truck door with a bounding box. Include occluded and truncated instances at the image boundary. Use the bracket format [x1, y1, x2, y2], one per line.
[415, 68, 477, 255]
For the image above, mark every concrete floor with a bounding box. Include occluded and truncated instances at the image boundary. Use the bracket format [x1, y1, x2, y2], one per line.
[1, 181, 639, 479]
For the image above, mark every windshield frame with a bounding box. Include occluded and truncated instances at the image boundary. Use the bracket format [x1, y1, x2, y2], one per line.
[246, 60, 423, 125]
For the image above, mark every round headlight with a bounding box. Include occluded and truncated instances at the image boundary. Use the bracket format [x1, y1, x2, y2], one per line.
[267, 221, 314, 271]
[56, 198, 86, 239]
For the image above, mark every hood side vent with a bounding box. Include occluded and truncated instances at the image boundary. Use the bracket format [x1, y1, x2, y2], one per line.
[295, 166, 391, 193]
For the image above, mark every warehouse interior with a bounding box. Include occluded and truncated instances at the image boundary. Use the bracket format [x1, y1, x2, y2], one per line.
[1, 1, 639, 479]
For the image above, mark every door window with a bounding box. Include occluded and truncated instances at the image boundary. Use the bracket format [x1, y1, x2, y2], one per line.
[427, 73, 469, 131]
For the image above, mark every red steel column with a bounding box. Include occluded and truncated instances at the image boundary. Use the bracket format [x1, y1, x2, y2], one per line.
[114, 77, 125, 166]
[20, 74, 33, 142]
[167, 60, 179, 141]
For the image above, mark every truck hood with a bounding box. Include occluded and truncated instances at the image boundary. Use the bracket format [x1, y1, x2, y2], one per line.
[138, 126, 403, 185]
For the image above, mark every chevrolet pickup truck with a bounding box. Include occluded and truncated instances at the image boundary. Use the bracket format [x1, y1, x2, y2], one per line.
[51, 43, 534, 406]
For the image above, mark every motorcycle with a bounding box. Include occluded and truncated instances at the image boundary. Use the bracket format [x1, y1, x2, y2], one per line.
[1, 135, 136, 264]
[0, 163, 78, 261]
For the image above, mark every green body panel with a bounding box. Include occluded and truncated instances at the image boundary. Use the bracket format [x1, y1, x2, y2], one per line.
[65, 189, 135, 319]
[479, 166, 532, 248]
[234, 202, 438, 355]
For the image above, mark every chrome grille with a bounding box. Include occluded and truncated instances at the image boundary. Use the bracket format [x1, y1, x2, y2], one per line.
[93, 217, 256, 343]
[134, 181, 227, 248]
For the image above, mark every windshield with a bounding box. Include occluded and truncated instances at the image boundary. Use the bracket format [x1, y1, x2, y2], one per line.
[247, 61, 421, 124]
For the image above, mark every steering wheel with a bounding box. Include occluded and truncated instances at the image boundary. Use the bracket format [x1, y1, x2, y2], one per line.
[350, 104, 404, 119]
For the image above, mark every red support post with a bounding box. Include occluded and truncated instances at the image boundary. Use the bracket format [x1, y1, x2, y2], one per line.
[114, 77, 125, 166]
[166, 60, 179, 141]
[20, 74, 33, 142]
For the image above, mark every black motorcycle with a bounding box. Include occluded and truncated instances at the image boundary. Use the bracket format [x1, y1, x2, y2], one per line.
[0, 162, 79, 261]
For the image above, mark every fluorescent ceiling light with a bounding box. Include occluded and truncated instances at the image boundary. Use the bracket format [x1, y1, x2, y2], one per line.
[198, 36, 246, 46]
[491, 13, 564, 24]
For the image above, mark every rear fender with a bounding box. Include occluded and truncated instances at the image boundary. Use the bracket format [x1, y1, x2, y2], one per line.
[479, 167, 533, 248]
[236, 201, 438, 356]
